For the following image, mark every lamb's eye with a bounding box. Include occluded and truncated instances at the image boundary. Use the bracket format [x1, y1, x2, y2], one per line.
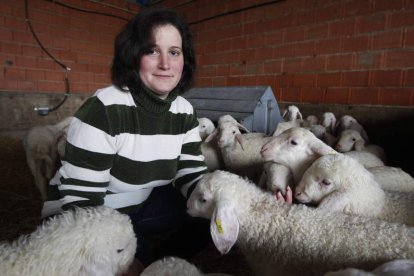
[232, 130, 236, 134]
[290, 140, 298, 146]
[351, 138, 356, 142]
[321, 179, 331, 186]
[199, 197, 206, 203]
[117, 249, 124, 253]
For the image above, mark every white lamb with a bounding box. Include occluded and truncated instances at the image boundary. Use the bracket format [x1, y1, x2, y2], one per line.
[22, 116, 73, 200]
[0, 206, 136, 276]
[198, 117, 225, 171]
[198, 117, 216, 141]
[335, 129, 386, 162]
[261, 127, 414, 192]
[205, 115, 271, 182]
[305, 115, 319, 126]
[295, 154, 414, 226]
[320, 112, 336, 133]
[324, 259, 414, 276]
[282, 105, 302, 121]
[187, 170, 414, 276]
[334, 115, 369, 141]
[141, 256, 232, 276]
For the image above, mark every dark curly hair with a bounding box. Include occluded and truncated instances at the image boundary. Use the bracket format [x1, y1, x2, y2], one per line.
[111, 7, 196, 94]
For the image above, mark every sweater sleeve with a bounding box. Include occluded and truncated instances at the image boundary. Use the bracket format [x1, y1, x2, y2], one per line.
[173, 112, 208, 199]
[58, 96, 116, 210]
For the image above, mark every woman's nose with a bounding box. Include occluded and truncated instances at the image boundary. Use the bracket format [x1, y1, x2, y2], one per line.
[158, 54, 170, 70]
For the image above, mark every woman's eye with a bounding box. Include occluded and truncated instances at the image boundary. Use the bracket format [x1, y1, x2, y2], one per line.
[146, 48, 159, 56]
[170, 49, 181, 57]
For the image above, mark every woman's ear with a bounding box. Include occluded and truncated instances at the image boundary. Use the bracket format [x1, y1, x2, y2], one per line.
[210, 202, 239, 255]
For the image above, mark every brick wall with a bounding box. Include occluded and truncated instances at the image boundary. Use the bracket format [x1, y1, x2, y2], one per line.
[1, 0, 414, 134]
[161, 0, 414, 106]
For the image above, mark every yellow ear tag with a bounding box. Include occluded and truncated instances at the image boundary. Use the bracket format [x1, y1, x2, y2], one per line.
[330, 149, 337, 155]
[215, 219, 224, 234]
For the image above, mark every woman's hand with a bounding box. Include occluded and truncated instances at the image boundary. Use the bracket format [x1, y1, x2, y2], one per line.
[275, 186, 293, 205]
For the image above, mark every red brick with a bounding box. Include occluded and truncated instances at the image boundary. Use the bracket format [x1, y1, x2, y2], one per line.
[216, 65, 230, 76]
[371, 70, 402, 86]
[21, 45, 43, 58]
[230, 63, 246, 76]
[317, 2, 342, 22]
[294, 41, 316, 57]
[379, 88, 413, 105]
[15, 56, 37, 68]
[374, 0, 404, 12]
[247, 34, 264, 48]
[18, 80, 37, 91]
[293, 73, 317, 87]
[282, 58, 303, 73]
[254, 47, 274, 61]
[314, 38, 341, 55]
[4, 17, 27, 31]
[354, 52, 382, 69]
[264, 60, 282, 74]
[212, 76, 226, 86]
[240, 75, 257, 86]
[329, 18, 356, 38]
[280, 87, 301, 102]
[4, 67, 25, 79]
[403, 70, 414, 86]
[302, 56, 326, 72]
[326, 54, 353, 71]
[227, 76, 241, 86]
[357, 13, 387, 34]
[1, 42, 21, 55]
[324, 88, 350, 104]
[264, 31, 283, 46]
[349, 88, 379, 104]
[341, 0, 371, 17]
[372, 31, 403, 50]
[317, 72, 342, 87]
[305, 24, 329, 40]
[256, 75, 275, 87]
[231, 36, 247, 51]
[0, 79, 18, 90]
[246, 62, 263, 75]
[342, 35, 370, 52]
[283, 27, 305, 44]
[26, 69, 45, 80]
[342, 71, 370, 86]
[389, 11, 414, 28]
[0, 28, 13, 41]
[199, 66, 216, 78]
[404, 28, 414, 48]
[274, 44, 295, 58]
[386, 50, 414, 68]
[301, 87, 325, 103]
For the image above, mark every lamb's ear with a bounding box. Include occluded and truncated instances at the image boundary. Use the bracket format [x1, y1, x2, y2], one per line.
[310, 139, 337, 156]
[210, 202, 239, 255]
[354, 139, 366, 151]
[237, 123, 250, 133]
[297, 111, 303, 120]
[205, 129, 219, 143]
[235, 133, 247, 150]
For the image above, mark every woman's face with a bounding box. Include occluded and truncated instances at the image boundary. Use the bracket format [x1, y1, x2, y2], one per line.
[139, 24, 184, 99]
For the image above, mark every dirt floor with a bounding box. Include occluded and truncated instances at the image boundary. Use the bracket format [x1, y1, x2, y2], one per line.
[0, 138, 253, 275]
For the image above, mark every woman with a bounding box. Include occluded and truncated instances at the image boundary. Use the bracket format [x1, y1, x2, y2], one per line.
[42, 7, 210, 271]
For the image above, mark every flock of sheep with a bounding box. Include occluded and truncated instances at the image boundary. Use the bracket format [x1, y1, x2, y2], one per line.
[1, 105, 414, 275]
[193, 105, 414, 275]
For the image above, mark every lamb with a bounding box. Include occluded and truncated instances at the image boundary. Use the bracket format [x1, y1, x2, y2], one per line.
[198, 117, 216, 141]
[22, 116, 73, 200]
[307, 124, 337, 147]
[295, 154, 414, 226]
[320, 112, 336, 133]
[187, 170, 414, 276]
[324, 259, 414, 276]
[205, 115, 272, 182]
[141, 256, 232, 276]
[258, 161, 293, 195]
[0, 206, 137, 276]
[334, 115, 369, 141]
[282, 105, 302, 121]
[305, 115, 319, 126]
[261, 127, 414, 192]
[198, 117, 225, 171]
[335, 129, 386, 162]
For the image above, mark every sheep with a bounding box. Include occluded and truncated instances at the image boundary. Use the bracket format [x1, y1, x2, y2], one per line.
[341, 150, 384, 168]
[272, 120, 302, 136]
[335, 129, 386, 162]
[0, 206, 137, 276]
[198, 117, 225, 171]
[307, 124, 337, 147]
[258, 162, 293, 195]
[305, 115, 319, 126]
[205, 115, 272, 182]
[141, 256, 232, 276]
[22, 116, 73, 200]
[295, 154, 414, 226]
[320, 112, 336, 133]
[282, 105, 302, 121]
[261, 127, 414, 192]
[198, 117, 216, 141]
[334, 115, 369, 141]
[187, 170, 414, 276]
[324, 259, 414, 276]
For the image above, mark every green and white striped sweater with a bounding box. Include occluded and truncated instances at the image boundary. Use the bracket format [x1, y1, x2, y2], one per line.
[42, 85, 207, 217]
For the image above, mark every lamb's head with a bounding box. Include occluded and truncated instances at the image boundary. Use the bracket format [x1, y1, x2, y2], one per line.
[261, 127, 336, 168]
[187, 170, 251, 255]
[282, 105, 302, 121]
[295, 153, 376, 205]
[306, 115, 319, 126]
[294, 154, 343, 204]
[197, 117, 215, 141]
[205, 115, 249, 149]
[259, 162, 292, 194]
[71, 206, 137, 275]
[321, 112, 336, 133]
[335, 129, 365, 152]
